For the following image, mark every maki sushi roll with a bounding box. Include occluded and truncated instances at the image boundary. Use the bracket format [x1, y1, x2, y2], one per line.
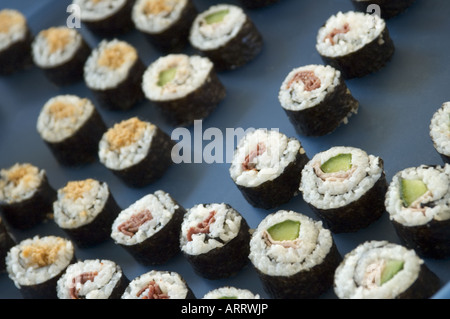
[203, 286, 260, 299]
[300, 146, 387, 233]
[239, 0, 281, 9]
[278, 64, 359, 137]
[122, 270, 196, 299]
[189, 4, 263, 71]
[56, 259, 129, 299]
[249, 210, 342, 299]
[53, 179, 121, 248]
[0, 163, 56, 230]
[351, 0, 416, 19]
[73, 0, 135, 36]
[98, 117, 174, 188]
[111, 191, 185, 265]
[316, 11, 395, 79]
[6, 236, 76, 299]
[334, 241, 441, 299]
[31, 26, 91, 86]
[180, 203, 251, 280]
[132, 0, 198, 52]
[36, 95, 107, 166]
[142, 54, 226, 127]
[229, 129, 309, 209]
[84, 39, 145, 111]
[430, 102, 450, 164]
[0, 9, 33, 75]
[385, 165, 450, 259]
[0, 217, 15, 273]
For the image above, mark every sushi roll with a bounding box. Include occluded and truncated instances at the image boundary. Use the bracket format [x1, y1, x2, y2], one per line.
[122, 270, 196, 299]
[84, 39, 145, 111]
[56, 259, 129, 299]
[36, 95, 107, 166]
[300, 146, 387, 233]
[239, 0, 281, 9]
[278, 64, 359, 137]
[316, 11, 395, 79]
[142, 54, 226, 127]
[189, 4, 263, 71]
[249, 210, 342, 299]
[351, 0, 416, 19]
[6, 236, 76, 299]
[132, 0, 198, 52]
[0, 217, 15, 273]
[31, 26, 91, 86]
[0, 163, 56, 230]
[0, 9, 33, 75]
[111, 191, 185, 265]
[229, 129, 309, 209]
[203, 286, 260, 299]
[334, 241, 441, 299]
[53, 179, 121, 248]
[430, 102, 450, 164]
[384, 165, 450, 259]
[98, 117, 174, 188]
[73, 0, 135, 36]
[180, 203, 251, 280]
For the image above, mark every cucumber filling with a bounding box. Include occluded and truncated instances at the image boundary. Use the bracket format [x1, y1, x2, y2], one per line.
[400, 178, 428, 208]
[204, 9, 230, 24]
[320, 153, 352, 173]
[157, 67, 177, 87]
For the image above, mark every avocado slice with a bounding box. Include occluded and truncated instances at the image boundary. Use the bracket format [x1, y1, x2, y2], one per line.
[157, 67, 177, 87]
[400, 178, 428, 207]
[218, 296, 237, 299]
[320, 153, 352, 173]
[267, 220, 300, 241]
[380, 259, 404, 285]
[204, 9, 230, 24]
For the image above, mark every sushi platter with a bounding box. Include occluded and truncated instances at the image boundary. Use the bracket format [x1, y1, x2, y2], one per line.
[0, 0, 449, 300]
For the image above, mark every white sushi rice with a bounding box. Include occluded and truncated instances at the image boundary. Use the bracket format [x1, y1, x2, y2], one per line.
[316, 11, 385, 58]
[122, 270, 188, 299]
[0, 163, 44, 205]
[203, 286, 260, 299]
[32, 26, 82, 68]
[6, 236, 74, 287]
[98, 117, 156, 170]
[73, 0, 127, 22]
[36, 95, 94, 143]
[111, 190, 179, 245]
[385, 165, 450, 227]
[279, 64, 341, 111]
[249, 210, 333, 277]
[142, 54, 213, 101]
[84, 39, 138, 91]
[300, 146, 383, 210]
[57, 259, 123, 299]
[334, 241, 423, 299]
[0, 9, 28, 51]
[132, 0, 188, 33]
[230, 129, 303, 188]
[53, 179, 109, 229]
[430, 102, 450, 157]
[189, 4, 246, 51]
[180, 203, 242, 256]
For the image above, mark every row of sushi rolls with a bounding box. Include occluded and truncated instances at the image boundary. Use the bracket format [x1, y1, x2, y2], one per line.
[0, 0, 448, 300]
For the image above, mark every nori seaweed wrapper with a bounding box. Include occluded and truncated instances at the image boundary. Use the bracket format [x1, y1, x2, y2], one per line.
[194, 16, 264, 71]
[0, 174, 56, 230]
[183, 208, 251, 280]
[0, 218, 15, 272]
[90, 58, 146, 111]
[109, 126, 175, 188]
[43, 106, 107, 167]
[106, 272, 130, 299]
[351, 0, 416, 20]
[396, 263, 441, 299]
[153, 69, 226, 127]
[256, 241, 342, 299]
[319, 25, 395, 79]
[118, 203, 186, 265]
[0, 29, 33, 76]
[235, 148, 309, 210]
[391, 218, 450, 259]
[308, 168, 388, 233]
[283, 76, 359, 137]
[239, 0, 281, 9]
[59, 189, 121, 248]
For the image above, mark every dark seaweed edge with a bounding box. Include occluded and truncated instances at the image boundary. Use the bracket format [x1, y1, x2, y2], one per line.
[397, 263, 441, 299]
[0, 218, 15, 272]
[239, 0, 281, 9]
[0, 28, 33, 76]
